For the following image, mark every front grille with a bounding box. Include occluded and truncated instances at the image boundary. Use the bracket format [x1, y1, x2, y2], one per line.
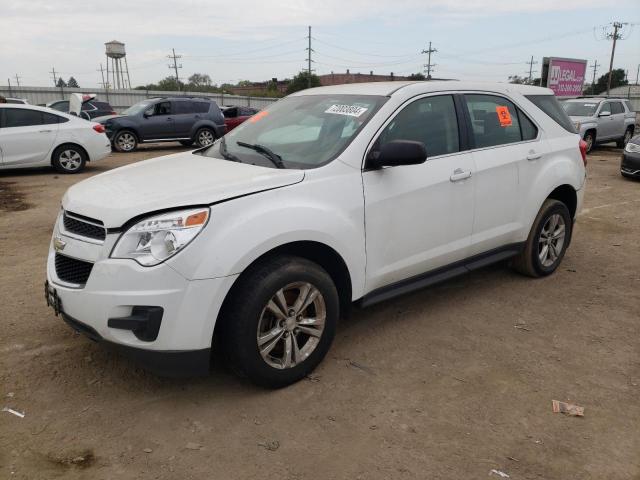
[55, 254, 94, 286]
[63, 212, 106, 241]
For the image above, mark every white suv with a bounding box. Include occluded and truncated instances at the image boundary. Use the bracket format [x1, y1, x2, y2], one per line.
[46, 82, 586, 387]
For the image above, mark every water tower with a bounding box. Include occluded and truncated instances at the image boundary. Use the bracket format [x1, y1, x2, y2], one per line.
[105, 40, 131, 89]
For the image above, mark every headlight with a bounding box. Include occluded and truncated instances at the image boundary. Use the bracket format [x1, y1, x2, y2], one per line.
[624, 142, 640, 153]
[111, 208, 210, 266]
[573, 121, 581, 131]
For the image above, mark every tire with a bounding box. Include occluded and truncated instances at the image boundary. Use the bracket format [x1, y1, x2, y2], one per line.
[113, 130, 138, 152]
[51, 145, 87, 174]
[583, 131, 595, 153]
[179, 140, 194, 147]
[195, 127, 216, 148]
[220, 255, 339, 388]
[617, 127, 633, 148]
[511, 199, 572, 278]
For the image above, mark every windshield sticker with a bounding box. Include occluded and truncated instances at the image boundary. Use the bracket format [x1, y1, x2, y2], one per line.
[583, 103, 597, 107]
[495, 106, 512, 127]
[249, 110, 269, 123]
[325, 104, 368, 117]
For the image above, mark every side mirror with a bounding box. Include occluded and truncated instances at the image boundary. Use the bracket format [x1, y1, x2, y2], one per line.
[598, 111, 611, 117]
[368, 140, 427, 169]
[143, 112, 151, 118]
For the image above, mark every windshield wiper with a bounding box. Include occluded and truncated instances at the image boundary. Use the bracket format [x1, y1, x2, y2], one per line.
[236, 141, 285, 169]
[219, 137, 242, 163]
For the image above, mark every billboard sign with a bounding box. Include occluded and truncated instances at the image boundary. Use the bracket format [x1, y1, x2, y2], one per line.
[542, 57, 587, 97]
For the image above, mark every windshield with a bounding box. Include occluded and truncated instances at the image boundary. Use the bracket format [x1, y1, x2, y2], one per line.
[202, 94, 387, 169]
[121, 100, 154, 116]
[562, 101, 600, 117]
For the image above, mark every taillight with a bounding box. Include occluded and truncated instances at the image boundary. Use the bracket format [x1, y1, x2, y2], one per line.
[579, 139, 587, 167]
[93, 124, 106, 134]
[109, 111, 117, 115]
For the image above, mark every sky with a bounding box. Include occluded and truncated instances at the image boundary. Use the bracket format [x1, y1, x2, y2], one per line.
[0, 0, 639, 88]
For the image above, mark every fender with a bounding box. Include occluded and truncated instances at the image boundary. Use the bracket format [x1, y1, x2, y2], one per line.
[167, 162, 367, 300]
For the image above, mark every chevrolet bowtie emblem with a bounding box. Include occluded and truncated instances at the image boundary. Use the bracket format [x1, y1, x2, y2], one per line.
[53, 236, 66, 252]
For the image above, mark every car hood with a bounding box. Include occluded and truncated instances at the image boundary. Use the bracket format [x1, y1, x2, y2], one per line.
[94, 114, 123, 124]
[62, 152, 305, 227]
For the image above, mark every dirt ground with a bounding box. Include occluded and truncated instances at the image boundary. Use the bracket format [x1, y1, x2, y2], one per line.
[1, 143, 638, 480]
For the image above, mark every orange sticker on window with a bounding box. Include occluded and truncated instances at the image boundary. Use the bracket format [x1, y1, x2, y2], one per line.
[495, 106, 512, 127]
[249, 110, 269, 123]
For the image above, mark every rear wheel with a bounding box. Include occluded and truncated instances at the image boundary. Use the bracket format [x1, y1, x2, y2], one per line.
[52, 145, 87, 174]
[583, 131, 595, 153]
[195, 128, 216, 148]
[220, 256, 339, 388]
[113, 130, 138, 152]
[617, 127, 633, 148]
[511, 199, 572, 277]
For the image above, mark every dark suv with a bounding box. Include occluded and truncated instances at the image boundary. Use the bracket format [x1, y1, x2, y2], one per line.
[97, 97, 226, 152]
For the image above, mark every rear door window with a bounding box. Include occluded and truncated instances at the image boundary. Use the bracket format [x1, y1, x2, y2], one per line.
[610, 102, 624, 114]
[464, 94, 523, 148]
[194, 102, 211, 114]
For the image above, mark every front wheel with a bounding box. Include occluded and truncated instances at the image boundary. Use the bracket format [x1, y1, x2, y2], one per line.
[113, 130, 138, 152]
[195, 128, 216, 148]
[511, 199, 572, 277]
[583, 132, 595, 153]
[220, 256, 339, 388]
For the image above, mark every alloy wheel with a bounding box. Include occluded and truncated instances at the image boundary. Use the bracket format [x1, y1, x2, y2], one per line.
[117, 133, 136, 151]
[198, 130, 214, 146]
[256, 282, 326, 369]
[58, 149, 82, 171]
[623, 129, 632, 146]
[538, 213, 566, 267]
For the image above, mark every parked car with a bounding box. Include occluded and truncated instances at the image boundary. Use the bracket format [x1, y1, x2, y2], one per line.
[4, 98, 29, 104]
[0, 104, 111, 173]
[47, 94, 116, 120]
[46, 81, 586, 387]
[562, 97, 635, 153]
[95, 97, 226, 152]
[221, 105, 259, 131]
[621, 133, 640, 179]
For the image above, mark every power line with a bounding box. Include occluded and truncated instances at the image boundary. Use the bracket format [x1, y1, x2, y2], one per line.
[167, 48, 182, 90]
[421, 42, 437, 79]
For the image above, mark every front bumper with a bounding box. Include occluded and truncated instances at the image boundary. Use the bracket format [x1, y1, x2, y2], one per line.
[621, 150, 640, 178]
[46, 215, 238, 376]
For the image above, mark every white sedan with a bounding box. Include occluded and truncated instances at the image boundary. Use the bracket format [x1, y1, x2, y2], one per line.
[0, 104, 111, 173]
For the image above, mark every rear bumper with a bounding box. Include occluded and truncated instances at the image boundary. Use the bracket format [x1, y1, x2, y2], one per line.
[61, 312, 210, 377]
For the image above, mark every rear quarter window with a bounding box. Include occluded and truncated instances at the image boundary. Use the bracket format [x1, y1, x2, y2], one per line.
[525, 95, 575, 133]
[194, 102, 211, 114]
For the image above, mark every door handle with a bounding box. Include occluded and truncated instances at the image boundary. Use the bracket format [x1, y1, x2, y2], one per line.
[450, 168, 472, 182]
[527, 153, 542, 161]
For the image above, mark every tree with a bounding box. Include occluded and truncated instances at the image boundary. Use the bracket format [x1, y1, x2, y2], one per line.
[407, 73, 426, 80]
[285, 71, 321, 94]
[56, 78, 67, 88]
[584, 68, 627, 95]
[508, 75, 541, 86]
[187, 73, 212, 89]
[67, 76, 79, 88]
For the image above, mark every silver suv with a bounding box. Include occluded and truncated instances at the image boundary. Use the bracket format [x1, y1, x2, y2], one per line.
[562, 97, 636, 153]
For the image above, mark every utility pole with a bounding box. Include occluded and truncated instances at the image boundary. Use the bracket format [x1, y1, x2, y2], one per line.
[605, 21, 627, 96]
[168, 48, 182, 91]
[14, 74, 21, 87]
[635, 64, 639, 85]
[590, 60, 599, 88]
[7, 78, 12, 97]
[421, 42, 437, 80]
[305, 26, 314, 88]
[50, 67, 58, 87]
[526, 56, 538, 84]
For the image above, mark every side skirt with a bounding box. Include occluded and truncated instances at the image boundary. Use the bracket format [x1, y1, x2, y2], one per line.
[358, 242, 525, 308]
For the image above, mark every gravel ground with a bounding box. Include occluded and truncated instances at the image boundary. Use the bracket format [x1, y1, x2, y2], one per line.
[0, 143, 638, 480]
